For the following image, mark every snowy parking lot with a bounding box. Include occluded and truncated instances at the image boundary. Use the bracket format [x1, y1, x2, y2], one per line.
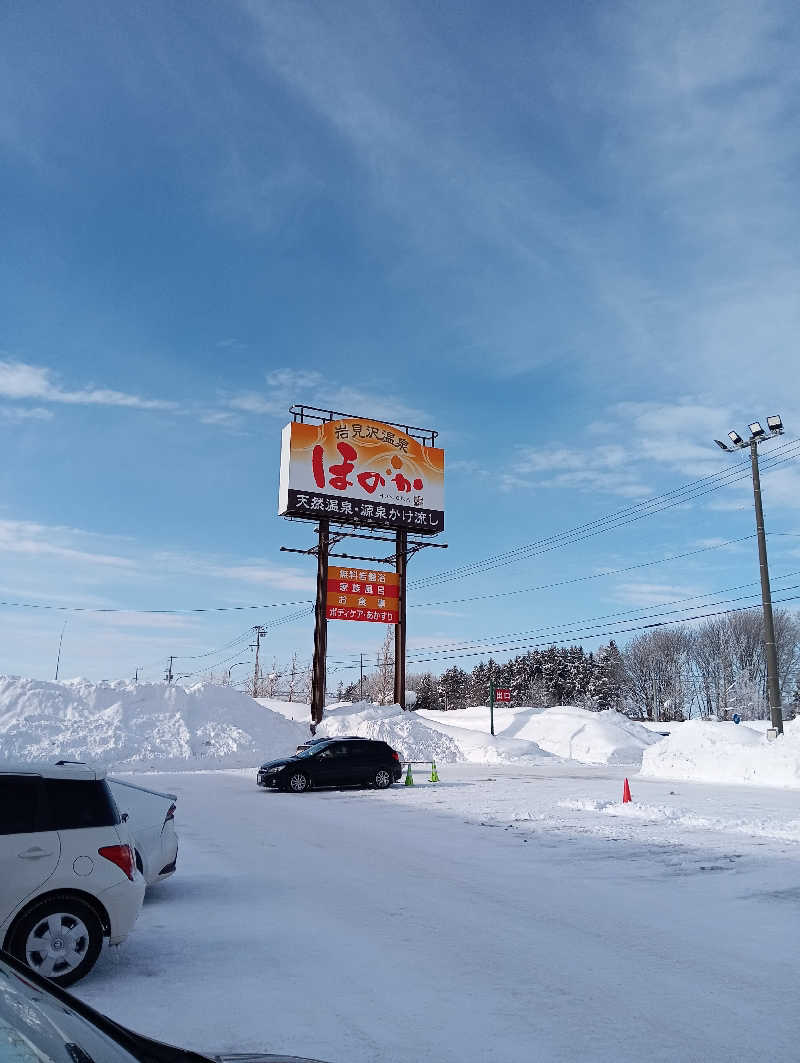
[73, 763, 800, 1063]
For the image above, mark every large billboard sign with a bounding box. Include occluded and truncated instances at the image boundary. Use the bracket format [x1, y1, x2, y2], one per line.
[279, 417, 445, 534]
[326, 566, 399, 624]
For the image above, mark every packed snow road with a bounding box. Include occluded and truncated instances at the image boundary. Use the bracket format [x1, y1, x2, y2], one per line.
[74, 767, 799, 1063]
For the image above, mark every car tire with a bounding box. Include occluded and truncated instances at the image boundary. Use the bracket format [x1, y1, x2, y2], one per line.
[134, 849, 144, 877]
[374, 768, 393, 789]
[286, 771, 310, 793]
[9, 895, 104, 987]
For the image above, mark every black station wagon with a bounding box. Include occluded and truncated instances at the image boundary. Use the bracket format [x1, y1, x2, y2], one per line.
[257, 737, 403, 792]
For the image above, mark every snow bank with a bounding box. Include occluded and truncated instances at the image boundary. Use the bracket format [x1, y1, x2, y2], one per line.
[640, 718, 800, 789]
[0, 675, 305, 770]
[265, 697, 549, 764]
[421, 705, 660, 765]
[505, 706, 661, 765]
[414, 712, 551, 764]
[315, 701, 463, 762]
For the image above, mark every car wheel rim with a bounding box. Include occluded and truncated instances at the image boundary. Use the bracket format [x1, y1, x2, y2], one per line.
[376, 770, 390, 788]
[25, 913, 89, 977]
[289, 773, 307, 792]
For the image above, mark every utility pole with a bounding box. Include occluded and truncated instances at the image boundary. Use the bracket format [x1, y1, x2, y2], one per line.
[250, 626, 267, 698]
[715, 415, 785, 734]
[288, 652, 298, 702]
[310, 519, 330, 730]
[134, 666, 140, 685]
[165, 656, 175, 684]
[360, 652, 364, 702]
[393, 529, 408, 709]
[54, 620, 67, 681]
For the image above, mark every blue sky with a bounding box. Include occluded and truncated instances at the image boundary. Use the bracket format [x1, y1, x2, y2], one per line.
[1, 0, 799, 690]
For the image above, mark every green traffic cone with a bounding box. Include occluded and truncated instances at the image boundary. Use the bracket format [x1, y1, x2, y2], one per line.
[404, 763, 414, 786]
[429, 760, 439, 783]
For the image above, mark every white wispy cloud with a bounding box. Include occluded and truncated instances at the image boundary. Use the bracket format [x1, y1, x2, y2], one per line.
[0, 520, 137, 569]
[498, 443, 651, 498]
[0, 405, 53, 423]
[227, 367, 430, 427]
[0, 360, 176, 411]
[235, 0, 799, 394]
[612, 581, 708, 607]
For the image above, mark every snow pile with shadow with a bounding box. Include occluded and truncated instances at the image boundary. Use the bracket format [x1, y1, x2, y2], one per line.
[316, 701, 464, 762]
[420, 704, 659, 765]
[0, 675, 305, 770]
[503, 705, 662, 765]
[640, 717, 800, 789]
[412, 712, 551, 764]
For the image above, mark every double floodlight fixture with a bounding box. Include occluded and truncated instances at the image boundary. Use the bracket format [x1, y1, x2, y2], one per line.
[715, 415, 784, 452]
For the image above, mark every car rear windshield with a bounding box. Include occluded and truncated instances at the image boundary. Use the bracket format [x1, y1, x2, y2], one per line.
[41, 778, 120, 830]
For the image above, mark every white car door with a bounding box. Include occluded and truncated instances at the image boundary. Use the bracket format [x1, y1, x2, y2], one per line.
[0, 774, 61, 926]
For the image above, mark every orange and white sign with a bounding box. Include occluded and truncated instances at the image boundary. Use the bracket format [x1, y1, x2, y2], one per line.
[279, 418, 444, 534]
[326, 567, 399, 624]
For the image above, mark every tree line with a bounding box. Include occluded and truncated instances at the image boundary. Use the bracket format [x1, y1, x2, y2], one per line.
[340, 609, 800, 721]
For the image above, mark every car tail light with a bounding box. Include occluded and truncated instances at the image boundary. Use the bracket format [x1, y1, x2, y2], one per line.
[164, 802, 176, 824]
[98, 844, 135, 881]
[391, 750, 399, 761]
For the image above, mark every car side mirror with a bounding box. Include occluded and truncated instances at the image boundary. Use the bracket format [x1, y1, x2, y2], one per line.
[121, 812, 129, 822]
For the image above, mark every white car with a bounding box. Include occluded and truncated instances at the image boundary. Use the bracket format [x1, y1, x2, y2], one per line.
[0, 762, 145, 986]
[108, 777, 179, 886]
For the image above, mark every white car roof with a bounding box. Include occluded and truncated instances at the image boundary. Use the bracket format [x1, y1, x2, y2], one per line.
[0, 760, 106, 781]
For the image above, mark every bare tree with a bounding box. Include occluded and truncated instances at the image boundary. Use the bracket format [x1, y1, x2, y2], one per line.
[623, 629, 693, 721]
[377, 627, 394, 704]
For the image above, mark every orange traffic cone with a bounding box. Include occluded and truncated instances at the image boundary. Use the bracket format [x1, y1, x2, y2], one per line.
[622, 778, 632, 803]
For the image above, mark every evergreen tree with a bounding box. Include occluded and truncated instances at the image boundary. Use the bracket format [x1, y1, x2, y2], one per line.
[415, 673, 439, 711]
[439, 666, 469, 710]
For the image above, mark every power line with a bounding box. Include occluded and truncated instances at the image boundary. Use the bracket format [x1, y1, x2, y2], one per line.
[327, 572, 800, 666]
[0, 441, 794, 619]
[403, 583, 800, 663]
[170, 627, 255, 661]
[342, 570, 800, 662]
[409, 533, 779, 609]
[0, 596, 315, 615]
[410, 437, 800, 589]
[3, 528, 798, 620]
[328, 592, 800, 671]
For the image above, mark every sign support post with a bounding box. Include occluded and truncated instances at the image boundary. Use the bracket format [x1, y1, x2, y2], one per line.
[310, 519, 330, 731]
[393, 529, 407, 708]
[489, 680, 495, 736]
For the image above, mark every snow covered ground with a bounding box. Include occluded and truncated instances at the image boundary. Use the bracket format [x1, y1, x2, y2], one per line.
[72, 764, 800, 1063]
[3, 675, 799, 1059]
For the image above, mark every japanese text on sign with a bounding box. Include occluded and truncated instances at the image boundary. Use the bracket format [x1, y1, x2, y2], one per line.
[279, 418, 445, 535]
[326, 568, 399, 625]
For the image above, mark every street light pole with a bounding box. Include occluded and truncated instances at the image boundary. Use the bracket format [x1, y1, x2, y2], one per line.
[714, 416, 784, 734]
[748, 439, 783, 734]
[227, 662, 247, 684]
